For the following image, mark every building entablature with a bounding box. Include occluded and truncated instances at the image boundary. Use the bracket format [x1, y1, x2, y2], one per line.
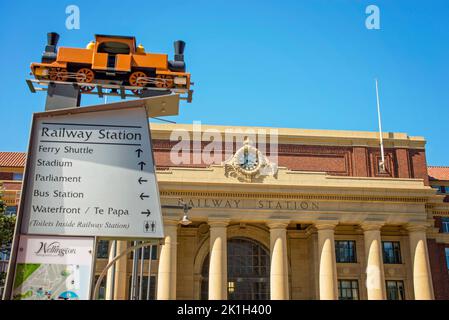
[157, 165, 434, 197]
[157, 165, 434, 227]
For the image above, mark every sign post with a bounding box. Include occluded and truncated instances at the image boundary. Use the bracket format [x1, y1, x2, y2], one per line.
[3, 95, 180, 300]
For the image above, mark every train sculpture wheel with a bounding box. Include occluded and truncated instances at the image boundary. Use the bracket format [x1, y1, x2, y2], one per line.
[76, 68, 95, 92]
[155, 75, 174, 88]
[49, 68, 68, 81]
[129, 71, 148, 95]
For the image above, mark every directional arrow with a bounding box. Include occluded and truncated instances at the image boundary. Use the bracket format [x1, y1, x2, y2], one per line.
[140, 193, 150, 200]
[141, 209, 151, 217]
[138, 161, 146, 170]
[138, 177, 148, 184]
[135, 148, 143, 158]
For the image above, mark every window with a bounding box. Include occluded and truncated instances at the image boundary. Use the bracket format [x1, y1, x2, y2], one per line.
[5, 206, 17, 216]
[338, 280, 359, 300]
[138, 245, 158, 260]
[12, 173, 23, 181]
[128, 275, 156, 300]
[382, 241, 402, 264]
[335, 240, 357, 263]
[201, 238, 270, 300]
[433, 186, 446, 193]
[0, 249, 10, 261]
[445, 248, 449, 270]
[386, 280, 405, 300]
[129, 244, 158, 260]
[98, 42, 130, 55]
[94, 275, 107, 300]
[0, 245, 11, 273]
[96, 240, 109, 259]
[442, 218, 449, 233]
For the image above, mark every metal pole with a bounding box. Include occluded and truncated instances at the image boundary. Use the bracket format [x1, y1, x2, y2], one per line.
[146, 244, 153, 300]
[375, 78, 386, 171]
[138, 242, 144, 300]
[131, 241, 139, 300]
[89, 237, 98, 300]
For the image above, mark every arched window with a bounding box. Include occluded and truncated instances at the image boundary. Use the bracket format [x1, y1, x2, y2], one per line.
[201, 237, 270, 300]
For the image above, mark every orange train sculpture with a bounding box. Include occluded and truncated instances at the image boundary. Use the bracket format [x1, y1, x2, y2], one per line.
[31, 33, 192, 99]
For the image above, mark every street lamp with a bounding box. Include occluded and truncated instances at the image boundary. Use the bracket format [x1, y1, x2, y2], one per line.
[161, 200, 192, 226]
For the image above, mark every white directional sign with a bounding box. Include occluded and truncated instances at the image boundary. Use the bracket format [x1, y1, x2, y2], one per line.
[21, 105, 164, 238]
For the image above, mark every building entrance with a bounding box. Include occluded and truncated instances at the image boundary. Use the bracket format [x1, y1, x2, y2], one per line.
[201, 237, 270, 300]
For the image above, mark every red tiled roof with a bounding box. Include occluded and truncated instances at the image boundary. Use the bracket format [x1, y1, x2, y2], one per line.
[0, 152, 26, 167]
[428, 166, 449, 181]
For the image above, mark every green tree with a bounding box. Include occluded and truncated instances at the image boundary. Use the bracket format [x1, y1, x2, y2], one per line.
[0, 184, 17, 288]
[0, 184, 4, 214]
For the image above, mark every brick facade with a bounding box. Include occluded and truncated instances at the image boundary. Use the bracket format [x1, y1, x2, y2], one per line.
[0, 172, 13, 180]
[427, 239, 449, 300]
[152, 139, 428, 181]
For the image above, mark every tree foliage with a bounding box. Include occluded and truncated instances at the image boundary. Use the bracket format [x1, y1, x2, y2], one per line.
[0, 185, 16, 248]
[0, 184, 16, 287]
[0, 215, 16, 248]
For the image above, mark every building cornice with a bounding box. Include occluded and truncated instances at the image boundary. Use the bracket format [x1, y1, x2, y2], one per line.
[149, 123, 426, 149]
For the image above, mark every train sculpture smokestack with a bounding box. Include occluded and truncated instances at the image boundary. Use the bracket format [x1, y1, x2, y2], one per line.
[174, 40, 185, 62]
[42, 32, 59, 63]
[168, 40, 186, 72]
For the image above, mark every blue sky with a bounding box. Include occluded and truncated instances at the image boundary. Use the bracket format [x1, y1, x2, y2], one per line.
[0, 0, 448, 165]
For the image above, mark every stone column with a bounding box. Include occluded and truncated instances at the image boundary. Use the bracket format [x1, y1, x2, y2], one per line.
[361, 222, 386, 300]
[208, 218, 230, 300]
[113, 240, 128, 300]
[316, 222, 338, 300]
[105, 241, 116, 300]
[157, 220, 178, 300]
[406, 224, 434, 300]
[267, 221, 290, 300]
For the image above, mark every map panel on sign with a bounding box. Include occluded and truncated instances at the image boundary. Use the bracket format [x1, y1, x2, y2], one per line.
[12, 235, 94, 300]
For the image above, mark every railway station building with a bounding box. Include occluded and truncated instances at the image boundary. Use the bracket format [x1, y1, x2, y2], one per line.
[1, 123, 449, 300]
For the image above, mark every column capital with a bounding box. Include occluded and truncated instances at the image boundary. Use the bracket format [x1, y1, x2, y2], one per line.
[267, 219, 290, 230]
[208, 217, 230, 228]
[315, 220, 338, 231]
[405, 222, 431, 233]
[360, 221, 385, 231]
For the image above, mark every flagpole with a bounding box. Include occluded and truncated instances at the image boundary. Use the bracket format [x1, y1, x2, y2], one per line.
[375, 78, 386, 172]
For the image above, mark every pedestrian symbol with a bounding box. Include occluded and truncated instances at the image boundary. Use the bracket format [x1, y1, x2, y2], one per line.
[144, 221, 156, 233]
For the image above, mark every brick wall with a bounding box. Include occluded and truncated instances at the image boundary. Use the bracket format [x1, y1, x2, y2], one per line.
[410, 150, 430, 185]
[0, 172, 13, 180]
[152, 139, 428, 180]
[427, 239, 449, 300]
